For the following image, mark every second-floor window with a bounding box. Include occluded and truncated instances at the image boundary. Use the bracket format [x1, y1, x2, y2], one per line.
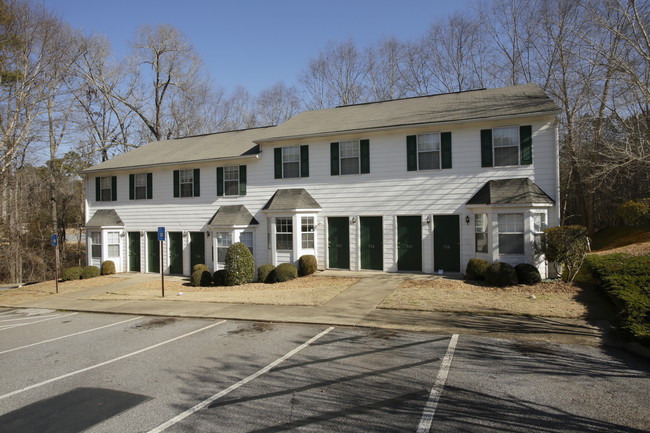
[173, 169, 200, 198]
[330, 139, 370, 175]
[274, 145, 309, 179]
[129, 173, 152, 200]
[95, 176, 116, 202]
[481, 125, 532, 168]
[217, 165, 246, 196]
[493, 127, 519, 166]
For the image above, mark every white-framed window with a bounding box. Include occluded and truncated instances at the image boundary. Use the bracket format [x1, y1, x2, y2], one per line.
[240, 231, 254, 257]
[90, 232, 102, 259]
[179, 169, 194, 198]
[340, 140, 360, 175]
[216, 232, 232, 264]
[498, 213, 524, 255]
[282, 146, 300, 178]
[533, 212, 547, 249]
[475, 214, 488, 253]
[107, 231, 120, 257]
[134, 173, 147, 200]
[493, 126, 519, 166]
[100, 177, 112, 201]
[224, 166, 239, 196]
[276, 217, 293, 250]
[301, 217, 315, 249]
[417, 133, 440, 170]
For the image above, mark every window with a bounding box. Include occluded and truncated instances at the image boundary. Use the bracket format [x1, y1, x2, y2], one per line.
[216, 232, 232, 264]
[90, 232, 101, 259]
[282, 147, 300, 178]
[418, 133, 440, 170]
[301, 217, 315, 249]
[475, 214, 488, 253]
[340, 141, 360, 175]
[533, 212, 547, 249]
[134, 174, 147, 199]
[276, 217, 293, 250]
[240, 231, 254, 257]
[331, 140, 369, 175]
[107, 231, 120, 257]
[498, 213, 524, 255]
[224, 166, 239, 196]
[179, 169, 194, 197]
[493, 127, 519, 166]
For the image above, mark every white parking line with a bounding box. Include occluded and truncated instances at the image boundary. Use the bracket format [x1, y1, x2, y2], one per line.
[0, 314, 68, 323]
[147, 326, 335, 433]
[416, 333, 459, 433]
[0, 313, 77, 332]
[0, 316, 143, 355]
[0, 320, 226, 401]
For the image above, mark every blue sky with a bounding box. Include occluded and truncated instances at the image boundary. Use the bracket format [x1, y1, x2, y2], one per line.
[44, 0, 472, 95]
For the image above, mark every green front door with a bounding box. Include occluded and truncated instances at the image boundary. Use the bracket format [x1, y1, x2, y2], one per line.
[147, 232, 160, 273]
[434, 215, 460, 272]
[190, 232, 205, 269]
[169, 232, 183, 274]
[128, 232, 140, 272]
[328, 217, 349, 269]
[360, 217, 383, 270]
[397, 216, 422, 271]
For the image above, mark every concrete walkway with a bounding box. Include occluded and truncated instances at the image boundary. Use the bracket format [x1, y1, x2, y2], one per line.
[5, 271, 611, 347]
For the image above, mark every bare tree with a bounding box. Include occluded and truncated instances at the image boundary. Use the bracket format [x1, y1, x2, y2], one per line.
[365, 37, 408, 101]
[254, 82, 301, 126]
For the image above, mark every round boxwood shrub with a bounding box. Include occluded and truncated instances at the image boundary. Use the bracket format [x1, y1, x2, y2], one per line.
[101, 260, 116, 275]
[224, 242, 255, 286]
[274, 263, 298, 283]
[258, 264, 275, 283]
[485, 262, 518, 287]
[212, 269, 226, 286]
[192, 264, 209, 274]
[465, 258, 488, 281]
[515, 263, 542, 285]
[80, 266, 100, 279]
[298, 255, 318, 277]
[61, 267, 83, 281]
[191, 269, 212, 287]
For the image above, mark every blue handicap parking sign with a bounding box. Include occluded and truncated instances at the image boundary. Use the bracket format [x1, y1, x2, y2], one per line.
[51, 234, 58, 247]
[157, 227, 165, 241]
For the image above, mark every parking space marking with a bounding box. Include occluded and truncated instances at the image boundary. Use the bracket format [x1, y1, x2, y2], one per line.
[0, 320, 227, 401]
[0, 316, 143, 355]
[147, 326, 335, 433]
[0, 314, 65, 323]
[0, 313, 77, 331]
[416, 333, 459, 433]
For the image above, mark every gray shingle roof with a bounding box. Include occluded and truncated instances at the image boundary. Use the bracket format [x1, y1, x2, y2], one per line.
[208, 205, 259, 226]
[466, 178, 555, 205]
[256, 84, 559, 143]
[263, 189, 321, 211]
[86, 209, 124, 227]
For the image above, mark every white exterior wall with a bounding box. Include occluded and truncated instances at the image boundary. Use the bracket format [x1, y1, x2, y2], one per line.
[86, 115, 559, 276]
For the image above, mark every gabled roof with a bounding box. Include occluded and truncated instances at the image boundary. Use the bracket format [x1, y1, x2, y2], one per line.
[256, 84, 559, 143]
[82, 126, 277, 174]
[208, 205, 259, 226]
[86, 209, 124, 227]
[467, 178, 555, 206]
[263, 189, 321, 211]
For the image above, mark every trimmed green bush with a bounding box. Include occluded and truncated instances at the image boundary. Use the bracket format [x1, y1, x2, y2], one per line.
[274, 263, 298, 283]
[224, 242, 255, 286]
[540, 225, 590, 282]
[212, 269, 226, 286]
[258, 264, 275, 283]
[514, 263, 541, 285]
[101, 260, 116, 275]
[80, 266, 100, 279]
[298, 255, 318, 277]
[191, 269, 212, 287]
[485, 262, 518, 287]
[61, 267, 83, 281]
[192, 264, 209, 274]
[465, 259, 488, 281]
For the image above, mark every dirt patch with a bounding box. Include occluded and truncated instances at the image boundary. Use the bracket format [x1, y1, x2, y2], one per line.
[133, 317, 177, 329]
[0, 276, 126, 306]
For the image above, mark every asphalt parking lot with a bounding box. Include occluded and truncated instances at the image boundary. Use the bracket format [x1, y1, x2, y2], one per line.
[0, 308, 648, 432]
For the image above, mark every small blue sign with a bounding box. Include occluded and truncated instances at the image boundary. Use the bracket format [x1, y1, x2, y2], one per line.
[51, 234, 58, 247]
[157, 227, 165, 241]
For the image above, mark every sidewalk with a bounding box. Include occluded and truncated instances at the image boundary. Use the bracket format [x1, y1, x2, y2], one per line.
[4, 271, 610, 347]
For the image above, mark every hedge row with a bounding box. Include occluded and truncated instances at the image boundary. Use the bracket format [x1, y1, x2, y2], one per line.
[61, 265, 100, 281]
[465, 259, 541, 286]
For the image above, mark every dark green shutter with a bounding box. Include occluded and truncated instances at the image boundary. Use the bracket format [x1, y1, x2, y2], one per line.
[216, 167, 224, 196]
[481, 129, 493, 167]
[239, 165, 246, 196]
[274, 148, 282, 179]
[173, 170, 179, 197]
[300, 145, 309, 177]
[111, 176, 117, 201]
[193, 168, 200, 197]
[441, 132, 452, 169]
[520, 125, 532, 164]
[330, 142, 339, 175]
[406, 135, 417, 171]
[360, 139, 370, 174]
[95, 177, 100, 201]
[146, 173, 153, 199]
[129, 174, 134, 200]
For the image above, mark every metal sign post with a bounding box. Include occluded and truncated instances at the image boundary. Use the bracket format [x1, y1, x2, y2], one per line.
[158, 227, 165, 297]
[51, 234, 59, 294]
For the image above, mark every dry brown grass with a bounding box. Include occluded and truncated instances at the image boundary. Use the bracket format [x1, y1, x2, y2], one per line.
[0, 276, 125, 306]
[591, 239, 650, 256]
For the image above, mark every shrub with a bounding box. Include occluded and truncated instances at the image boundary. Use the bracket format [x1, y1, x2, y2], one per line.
[61, 267, 82, 281]
[80, 266, 100, 279]
[212, 269, 226, 286]
[224, 242, 255, 286]
[191, 269, 212, 287]
[540, 225, 590, 282]
[617, 199, 650, 226]
[465, 259, 488, 281]
[258, 264, 275, 283]
[274, 263, 298, 283]
[101, 260, 116, 275]
[485, 262, 518, 287]
[514, 263, 541, 285]
[192, 264, 209, 274]
[298, 255, 318, 277]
